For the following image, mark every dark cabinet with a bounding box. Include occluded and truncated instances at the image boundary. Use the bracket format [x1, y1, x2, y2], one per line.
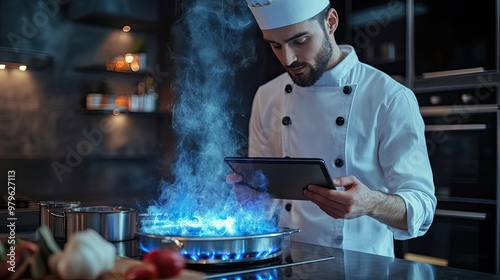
[414, 0, 497, 77]
[343, 0, 499, 274]
[346, 0, 407, 81]
[343, 0, 499, 85]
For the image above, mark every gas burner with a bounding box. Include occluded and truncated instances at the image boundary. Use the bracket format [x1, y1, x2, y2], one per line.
[137, 227, 299, 266]
[187, 255, 283, 273]
[181, 248, 282, 263]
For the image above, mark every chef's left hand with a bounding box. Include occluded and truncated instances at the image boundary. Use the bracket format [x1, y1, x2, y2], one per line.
[226, 173, 269, 207]
[303, 175, 375, 219]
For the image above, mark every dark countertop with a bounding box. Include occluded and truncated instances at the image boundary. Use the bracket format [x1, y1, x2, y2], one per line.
[203, 241, 500, 280]
[2, 223, 499, 279]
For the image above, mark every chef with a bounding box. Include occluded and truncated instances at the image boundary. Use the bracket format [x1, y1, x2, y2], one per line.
[228, 0, 436, 257]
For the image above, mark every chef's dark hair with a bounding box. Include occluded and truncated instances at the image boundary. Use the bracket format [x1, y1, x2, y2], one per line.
[311, 4, 332, 32]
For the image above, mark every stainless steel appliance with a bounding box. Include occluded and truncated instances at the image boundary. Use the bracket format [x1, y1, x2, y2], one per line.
[414, 0, 497, 77]
[402, 86, 499, 274]
[418, 87, 497, 201]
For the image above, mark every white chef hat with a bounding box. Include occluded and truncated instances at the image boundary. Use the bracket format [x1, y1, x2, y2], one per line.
[247, 0, 330, 30]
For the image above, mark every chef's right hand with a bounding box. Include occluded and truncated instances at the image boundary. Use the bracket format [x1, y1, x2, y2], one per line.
[226, 173, 243, 185]
[226, 173, 266, 207]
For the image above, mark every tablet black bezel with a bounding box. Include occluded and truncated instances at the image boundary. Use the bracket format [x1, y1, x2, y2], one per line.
[224, 157, 335, 200]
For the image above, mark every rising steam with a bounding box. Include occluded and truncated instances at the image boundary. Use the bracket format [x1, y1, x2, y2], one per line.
[142, 0, 279, 236]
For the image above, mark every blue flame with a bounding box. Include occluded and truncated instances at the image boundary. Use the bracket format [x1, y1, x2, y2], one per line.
[139, 237, 282, 262]
[219, 269, 281, 280]
[143, 0, 280, 237]
[174, 247, 281, 262]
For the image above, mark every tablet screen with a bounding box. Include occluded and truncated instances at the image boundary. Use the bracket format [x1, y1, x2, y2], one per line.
[224, 157, 334, 200]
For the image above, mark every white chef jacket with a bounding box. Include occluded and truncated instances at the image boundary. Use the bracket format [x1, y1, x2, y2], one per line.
[248, 45, 436, 257]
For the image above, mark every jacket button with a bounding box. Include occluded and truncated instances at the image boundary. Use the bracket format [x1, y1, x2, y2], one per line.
[336, 117, 344, 126]
[285, 203, 292, 211]
[282, 116, 291, 126]
[335, 159, 344, 167]
[285, 84, 293, 93]
[343, 86, 352, 94]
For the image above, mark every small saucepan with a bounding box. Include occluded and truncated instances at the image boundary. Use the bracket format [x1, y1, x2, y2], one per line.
[39, 200, 81, 240]
[65, 206, 137, 242]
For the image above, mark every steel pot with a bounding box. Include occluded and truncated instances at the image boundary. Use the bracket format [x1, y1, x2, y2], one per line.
[137, 227, 300, 264]
[39, 200, 81, 240]
[65, 206, 137, 242]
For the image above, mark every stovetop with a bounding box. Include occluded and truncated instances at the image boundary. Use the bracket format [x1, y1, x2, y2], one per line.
[111, 238, 338, 279]
[0, 229, 338, 279]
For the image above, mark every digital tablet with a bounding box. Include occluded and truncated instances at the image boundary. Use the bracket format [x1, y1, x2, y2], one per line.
[224, 157, 335, 200]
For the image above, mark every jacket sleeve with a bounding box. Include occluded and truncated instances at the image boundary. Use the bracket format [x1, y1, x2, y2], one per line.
[377, 89, 437, 240]
[248, 88, 263, 157]
[248, 87, 277, 157]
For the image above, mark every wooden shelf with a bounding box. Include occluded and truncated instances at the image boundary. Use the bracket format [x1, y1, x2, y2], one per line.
[66, 0, 163, 32]
[0, 47, 52, 69]
[75, 108, 171, 115]
[71, 12, 162, 33]
[0, 154, 160, 160]
[74, 65, 169, 79]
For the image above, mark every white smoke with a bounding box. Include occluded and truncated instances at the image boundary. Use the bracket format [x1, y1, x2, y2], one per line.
[143, 0, 279, 236]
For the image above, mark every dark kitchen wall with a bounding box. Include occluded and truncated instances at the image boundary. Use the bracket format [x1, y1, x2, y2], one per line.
[0, 0, 176, 207]
[0, 0, 282, 207]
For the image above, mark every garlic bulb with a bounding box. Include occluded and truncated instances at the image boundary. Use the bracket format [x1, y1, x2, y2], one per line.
[49, 229, 116, 279]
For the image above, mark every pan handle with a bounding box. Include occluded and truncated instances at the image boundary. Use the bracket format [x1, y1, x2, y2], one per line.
[281, 228, 300, 235]
[48, 208, 65, 218]
[161, 237, 184, 249]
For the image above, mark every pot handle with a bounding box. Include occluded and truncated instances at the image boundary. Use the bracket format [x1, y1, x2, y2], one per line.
[48, 209, 65, 218]
[282, 228, 300, 235]
[161, 237, 184, 249]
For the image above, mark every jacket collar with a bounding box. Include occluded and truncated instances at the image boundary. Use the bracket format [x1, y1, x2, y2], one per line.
[313, 45, 358, 87]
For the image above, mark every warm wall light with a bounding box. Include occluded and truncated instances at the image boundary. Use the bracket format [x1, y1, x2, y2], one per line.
[0, 47, 52, 70]
[116, 60, 125, 69]
[124, 53, 134, 63]
[0, 63, 29, 71]
[130, 61, 140, 72]
[122, 25, 131, 33]
[106, 53, 143, 73]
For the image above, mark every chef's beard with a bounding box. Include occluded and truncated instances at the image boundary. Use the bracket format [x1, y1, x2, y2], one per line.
[286, 33, 332, 87]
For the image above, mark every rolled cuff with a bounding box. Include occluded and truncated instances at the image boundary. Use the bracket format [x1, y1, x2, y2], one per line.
[389, 190, 436, 240]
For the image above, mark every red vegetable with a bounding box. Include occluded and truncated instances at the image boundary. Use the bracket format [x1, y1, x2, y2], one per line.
[1, 240, 38, 278]
[142, 249, 185, 278]
[124, 262, 159, 280]
[16, 240, 39, 261]
[0, 262, 9, 279]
